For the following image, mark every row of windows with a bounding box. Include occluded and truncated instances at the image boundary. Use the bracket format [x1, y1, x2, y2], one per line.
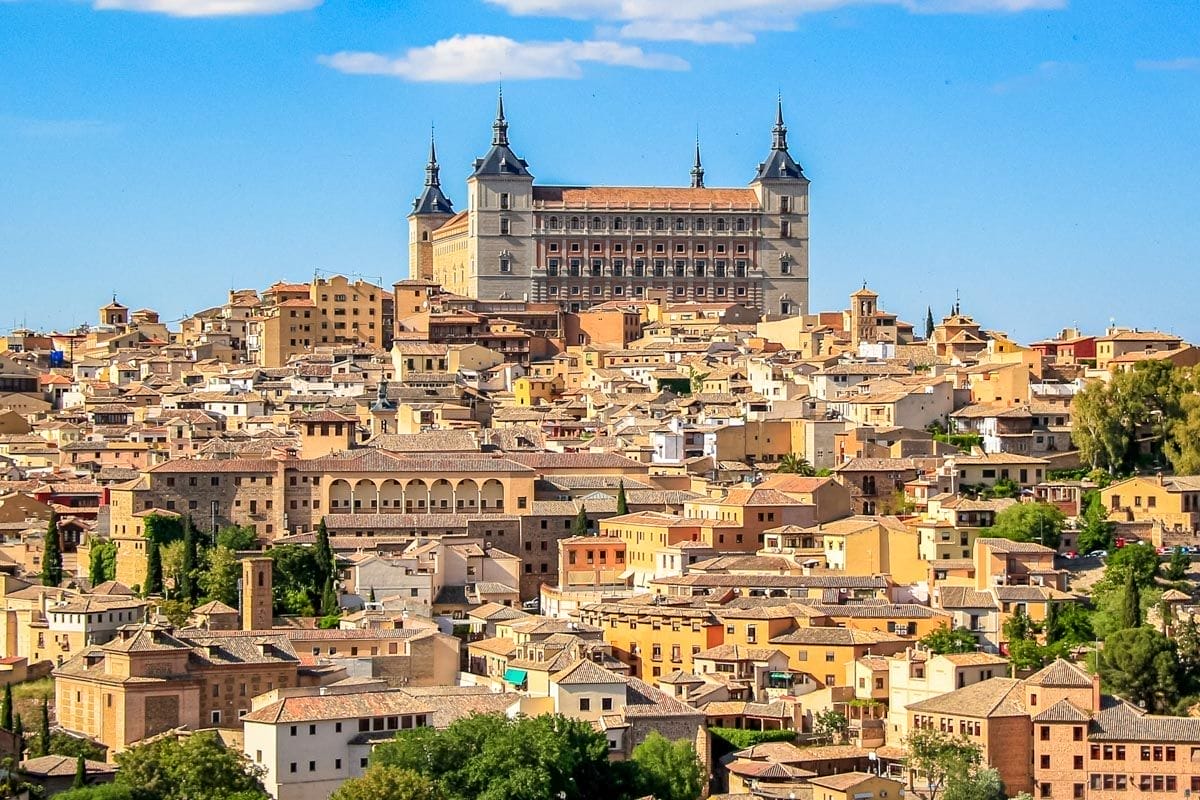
[543, 216, 758, 232]
[546, 284, 751, 299]
[544, 259, 764, 278]
[547, 240, 749, 255]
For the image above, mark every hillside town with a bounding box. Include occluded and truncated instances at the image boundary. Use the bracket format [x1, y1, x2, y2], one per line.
[1, 250, 1199, 800]
[1, 55, 1198, 800]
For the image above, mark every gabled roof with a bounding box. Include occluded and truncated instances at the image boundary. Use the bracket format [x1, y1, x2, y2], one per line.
[550, 657, 628, 686]
[905, 677, 1027, 718]
[1025, 658, 1093, 688]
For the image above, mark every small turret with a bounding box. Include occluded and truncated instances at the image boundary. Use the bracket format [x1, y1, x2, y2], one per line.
[690, 139, 705, 189]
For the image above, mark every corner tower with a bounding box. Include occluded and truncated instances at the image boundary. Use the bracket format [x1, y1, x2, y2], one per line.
[465, 89, 535, 301]
[408, 131, 456, 281]
[751, 98, 811, 317]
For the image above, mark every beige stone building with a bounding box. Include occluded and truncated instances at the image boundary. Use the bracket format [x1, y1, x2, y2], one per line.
[412, 95, 811, 317]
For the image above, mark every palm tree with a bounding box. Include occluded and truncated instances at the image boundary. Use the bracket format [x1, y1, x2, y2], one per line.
[777, 453, 815, 476]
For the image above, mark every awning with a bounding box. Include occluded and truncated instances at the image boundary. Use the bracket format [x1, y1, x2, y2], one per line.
[769, 672, 792, 681]
[503, 668, 528, 686]
[618, 569, 636, 580]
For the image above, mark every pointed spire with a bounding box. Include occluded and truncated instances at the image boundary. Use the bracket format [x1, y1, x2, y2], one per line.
[690, 136, 705, 189]
[772, 95, 788, 152]
[492, 85, 509, 147]
[424, 126, 441, 188]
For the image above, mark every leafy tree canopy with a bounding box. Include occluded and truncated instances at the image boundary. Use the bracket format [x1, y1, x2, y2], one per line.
[987, 502, 1065, 549]
[113, 731, 268, 800]
[1099, 626, 1180, 713]
[920, 626, 979, 654]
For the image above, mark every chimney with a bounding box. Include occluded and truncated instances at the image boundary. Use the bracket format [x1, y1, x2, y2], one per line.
[1157, 472, 1164, 487]
[1091, 669, 1102, 713]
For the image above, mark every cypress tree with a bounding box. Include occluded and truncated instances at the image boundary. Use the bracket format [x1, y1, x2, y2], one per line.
[42, 511, 63, 587]
[180, 516, 198, 602]
[145, 541, 164, 596]
[37, 698, 49, 757]
[314, 518, 334, 586]
[925, 306, 935, 340]
[572, 504, 590, 536]
[13, 714, 23, 755]
[73, 754, 87, 789]
[368, 586, 377, 603]
[1120, 568, 1142, 629]
[321, 576, 339, 617]
[616, 481, 628, 516]
[0, 683, 11, 731]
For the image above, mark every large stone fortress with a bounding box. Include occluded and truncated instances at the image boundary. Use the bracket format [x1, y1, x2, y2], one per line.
[409, 94, 811, 317]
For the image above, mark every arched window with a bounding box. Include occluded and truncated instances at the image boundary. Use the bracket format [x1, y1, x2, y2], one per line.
[592, 216, 603, 230]
[548, 216, 559, 230]
[716, 218, 727, 231]
[570, 217, 581, 230]
[613, 218, 624, 230]
[735, 218, 746, 232]
[654, 218, 665, 231]
[695, 218, 706, 231]
[635, 217, 646, 230]
[674, 218, 686, 231]
[422, 231, 429, 241]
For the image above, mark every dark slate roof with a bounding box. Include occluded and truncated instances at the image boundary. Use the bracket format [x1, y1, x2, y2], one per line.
[753, 100, 806, 182]
[471, 93, 531, 178]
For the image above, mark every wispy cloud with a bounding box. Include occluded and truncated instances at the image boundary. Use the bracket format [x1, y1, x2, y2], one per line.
[319, 34, 688, 83]
[990, 59, 1077, 93]
[486, 0, 1067, 44]
[1, 116, 121, 139]
[92, 0, 320, 16]
[1136, 57, 1200, 72]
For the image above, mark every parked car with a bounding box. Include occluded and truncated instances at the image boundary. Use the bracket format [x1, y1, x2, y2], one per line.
[1086, 550, 1108, 559]
[1062, 551, 1079, 560]
[1158, 546, 1173, 556]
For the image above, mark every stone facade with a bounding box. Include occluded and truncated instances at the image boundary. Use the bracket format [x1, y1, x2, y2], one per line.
[412, 95, 810, 317]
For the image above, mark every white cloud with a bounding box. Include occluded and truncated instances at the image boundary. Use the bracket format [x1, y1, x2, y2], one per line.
[486, 0, 1067, 43]
[1136, 57, 1200, 72]
[319, 34, 688, 83]
[93, 0, 320, 16]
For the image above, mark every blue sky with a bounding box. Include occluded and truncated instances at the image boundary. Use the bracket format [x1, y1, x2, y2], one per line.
[2, 0, 1198, 343]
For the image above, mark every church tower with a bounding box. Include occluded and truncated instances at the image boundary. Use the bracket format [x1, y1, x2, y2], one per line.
[407, 131, 455, 281]
[241, 556, 273, 631]
[466, 89, 535, 301]
[690, 140, 705, 189]
[849, 284, 879, 347]
[751, 98, 811, 317]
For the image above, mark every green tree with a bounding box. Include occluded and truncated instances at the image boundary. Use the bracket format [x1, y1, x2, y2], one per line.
[1003, 607, 1038, 644]
[813, 709, 849, 744]
[1120, 569, 1142, 630]
[1007, 639, 1047, 671]
[368, 586, 377, 603]
[1, 682, 11, 731]
[925, 307, 935, 340]
[943, 766, 1006, 800]
[55, 786, 139, 800]
[1077, 492, 1115, 553]
[1045, 603, 1094, 647]
[321, 576, 339, 617]
[268, 545, 321, 615]
[1099, 626, 1180, 712]
[777, 453, 816, 476]
[331, 766, 444, 800]
[987, 503, 1065, 549]
[145, 541, 164, 596]
[199, 545, 241, 608]
[13, 714, 24, 755]
[314, 518, 334, 584]
[1166, 389, 1200, 474]
[371, 713, 619, 800]
[156, 599, 194, 628]
[143, 514, 184, 546]
[36, 697, 50, 757]
[49, 732, 107, 761]
[0, 756, 37, 800]
[88, 538, 117, 586]
[630, 731, 703, 800]
[1166, 547, 1190, 581]
[179, 516, 199, 603]
[1176, 614, 1200, 674]
[114, 730, 268, 800]
[160, 540, 186, 599]
[1073, 361, 1188, 473]
[616, 480, 628, 516]
[905, 728, 983, 800]
[572, 504, 590, 536]
[42, 510, 64, 586]
[988, 477, 1020, 499]
[920, 626, 979, 654]
[1101, 545, 1160, 589]
[216, 525, 258, 551]
[73, 754, 87, 789]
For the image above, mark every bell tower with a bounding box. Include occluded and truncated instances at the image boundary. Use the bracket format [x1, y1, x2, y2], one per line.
[408, 130, 456, 281]
[241, 556, 273, 631]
